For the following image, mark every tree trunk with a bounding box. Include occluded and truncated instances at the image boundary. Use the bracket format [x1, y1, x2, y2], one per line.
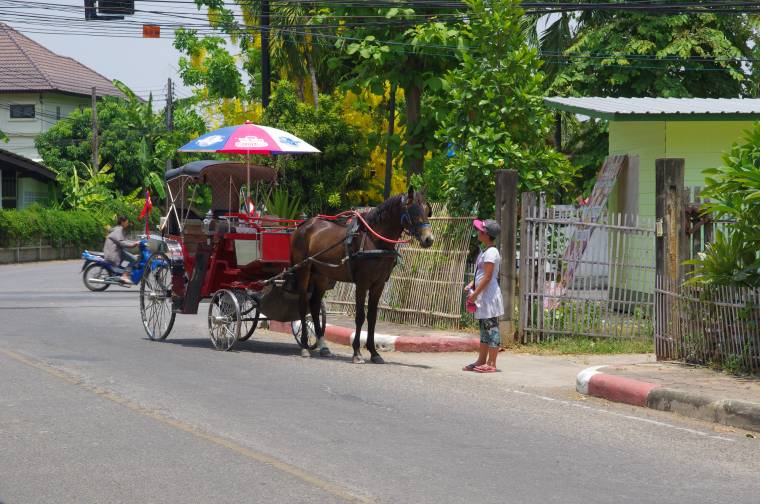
[296, 78, 305, 102]
[305, 46, 319, 110]
[304, 30, 319, 110]
[404, 82, 423, 178]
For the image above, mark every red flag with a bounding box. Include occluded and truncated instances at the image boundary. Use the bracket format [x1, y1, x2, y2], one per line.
[140, 190, 153, 234]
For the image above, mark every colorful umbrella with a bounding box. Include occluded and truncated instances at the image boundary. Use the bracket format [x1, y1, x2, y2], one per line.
[177, 121, 320, 155]
[177, 121, 320, 211]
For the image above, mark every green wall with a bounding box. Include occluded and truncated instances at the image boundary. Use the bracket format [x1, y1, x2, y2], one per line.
[607, 119, 755, 296]
[609, 120, 755, 218]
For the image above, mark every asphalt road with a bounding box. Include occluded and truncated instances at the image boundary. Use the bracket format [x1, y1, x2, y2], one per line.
[1, 260, 758, 504]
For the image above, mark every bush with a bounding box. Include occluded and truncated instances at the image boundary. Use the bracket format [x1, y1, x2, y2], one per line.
[0, 207, 106, 248]
[691, 123, 760, 287]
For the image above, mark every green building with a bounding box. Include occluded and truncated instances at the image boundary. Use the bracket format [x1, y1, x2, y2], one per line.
[545, 97, 760, 219]
[545, 97, 760, 297]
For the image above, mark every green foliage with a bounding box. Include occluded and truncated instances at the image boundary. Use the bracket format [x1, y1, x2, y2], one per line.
[174, 28, 243, 99]
[264, 186, 302, 219]
[55, 162, 115, 211]
[548, 8, 757, 97]
[0, 207, 104, 248]
[35, 86, 206, 197]
[689, 124, 760, 287]
[425, 0, 576, 216]
[331, 5, 465, 175]
[261, 81, 370, 214]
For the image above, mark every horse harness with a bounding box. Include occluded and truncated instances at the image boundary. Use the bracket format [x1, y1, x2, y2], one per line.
[266, 206, 427, 285]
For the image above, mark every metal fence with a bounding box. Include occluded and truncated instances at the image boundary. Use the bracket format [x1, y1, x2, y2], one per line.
[656, 275, 760, 373]
[519, 197, 655, 342]
[324, 204, 474, 329]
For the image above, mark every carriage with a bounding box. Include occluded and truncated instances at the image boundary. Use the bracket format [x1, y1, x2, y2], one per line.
[138, 159, 325, 352]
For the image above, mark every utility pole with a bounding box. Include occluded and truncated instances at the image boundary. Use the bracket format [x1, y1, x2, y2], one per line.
[91, 86, 98, 168]
[383, 83, 397, 199]
[261, 0, 271, 108]
[166, 78, 173, 172]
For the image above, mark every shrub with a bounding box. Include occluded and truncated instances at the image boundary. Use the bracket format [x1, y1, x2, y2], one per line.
[0, 207, 107, 248]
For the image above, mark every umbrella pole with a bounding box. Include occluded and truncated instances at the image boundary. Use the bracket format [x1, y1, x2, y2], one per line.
[246, 151, 251, 215]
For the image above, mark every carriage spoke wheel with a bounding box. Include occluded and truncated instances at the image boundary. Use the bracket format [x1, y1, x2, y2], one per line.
[140, 252, 176, 341]
[208, 289, 241, 351]
[291, 301, 327, 351]
[234, 290, 260, 342]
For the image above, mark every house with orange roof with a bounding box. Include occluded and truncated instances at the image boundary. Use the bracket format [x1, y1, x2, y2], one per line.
[0, 22, 125, 209]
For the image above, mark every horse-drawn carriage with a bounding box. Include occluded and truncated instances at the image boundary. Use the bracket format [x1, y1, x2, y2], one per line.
[139, 159, 325, 351]
[139, 122, 434, 363]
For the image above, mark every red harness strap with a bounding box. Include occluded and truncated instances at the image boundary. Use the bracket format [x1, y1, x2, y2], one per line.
[317, 210, 410, 245]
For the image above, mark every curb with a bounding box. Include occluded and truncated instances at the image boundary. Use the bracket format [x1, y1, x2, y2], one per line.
[576, 366, 760, 433]
[268, 321, 479, 353]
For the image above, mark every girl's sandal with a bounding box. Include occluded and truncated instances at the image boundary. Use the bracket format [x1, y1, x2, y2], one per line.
[462, 363, 480, 371]
[474, 365, 498, 373]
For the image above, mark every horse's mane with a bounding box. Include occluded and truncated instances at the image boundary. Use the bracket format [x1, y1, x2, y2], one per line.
[363, 194, 404, 227]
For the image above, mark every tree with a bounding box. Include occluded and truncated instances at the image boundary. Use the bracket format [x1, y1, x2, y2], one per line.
[550, 11, 756, 98]
[35, 87, 205, 198]
[427, 0, 576, 216]
[259, 81, 370, 214]
[330, 6, 465, 177]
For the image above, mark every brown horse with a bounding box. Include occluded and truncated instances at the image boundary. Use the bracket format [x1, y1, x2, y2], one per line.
[290, 187, 434, 363]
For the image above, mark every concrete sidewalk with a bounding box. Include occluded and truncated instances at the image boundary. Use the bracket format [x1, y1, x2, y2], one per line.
[270, 314, 480, 352]
[577, 361, 760, 433]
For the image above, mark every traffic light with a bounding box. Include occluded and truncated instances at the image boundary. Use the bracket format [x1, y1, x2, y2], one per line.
[83, 0, 134, 20]
[98, 0, 134, 16]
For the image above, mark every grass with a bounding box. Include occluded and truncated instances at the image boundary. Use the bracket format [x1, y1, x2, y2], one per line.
[514, 336, 654, 355]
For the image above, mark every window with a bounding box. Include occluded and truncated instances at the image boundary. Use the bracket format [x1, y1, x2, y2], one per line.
[9, 104, 35, 119]
[1, 170, 17, 209]
[56, 106, 61, 120]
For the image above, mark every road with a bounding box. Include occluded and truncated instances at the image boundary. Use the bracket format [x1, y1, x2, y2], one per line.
[1, 260, 758, 504]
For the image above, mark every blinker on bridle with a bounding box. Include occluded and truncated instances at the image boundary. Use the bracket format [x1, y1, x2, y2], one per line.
[400, 195, 431, 240]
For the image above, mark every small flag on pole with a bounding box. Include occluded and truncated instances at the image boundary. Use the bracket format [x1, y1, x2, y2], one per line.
[139, 190, 153, 235]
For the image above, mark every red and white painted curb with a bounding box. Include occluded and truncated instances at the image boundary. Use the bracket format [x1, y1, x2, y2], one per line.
[576, 366, 659, 407]
[576, 365, 760, 432]
[268, 321, 479, 353]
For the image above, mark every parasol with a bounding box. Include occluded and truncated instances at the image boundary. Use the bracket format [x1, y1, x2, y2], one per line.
[177, 121, 320, 209]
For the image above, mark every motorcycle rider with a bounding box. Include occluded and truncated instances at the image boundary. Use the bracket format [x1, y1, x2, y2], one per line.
[104, 216, 138, 284]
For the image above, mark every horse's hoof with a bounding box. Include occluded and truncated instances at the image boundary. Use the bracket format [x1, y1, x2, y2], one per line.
[319, 347, 332, 357]
[370, 355, 385, 364]
[301, 348, 311, 358]
[352, 355, 365, 364]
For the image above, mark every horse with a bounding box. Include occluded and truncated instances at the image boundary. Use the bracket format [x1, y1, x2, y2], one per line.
[289, 186, 434, 364]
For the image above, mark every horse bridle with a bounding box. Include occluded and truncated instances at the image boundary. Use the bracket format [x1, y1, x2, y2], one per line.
[400, 196, 432, 240]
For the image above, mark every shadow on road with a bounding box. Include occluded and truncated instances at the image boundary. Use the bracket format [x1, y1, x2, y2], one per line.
[146, 337, 433, 369]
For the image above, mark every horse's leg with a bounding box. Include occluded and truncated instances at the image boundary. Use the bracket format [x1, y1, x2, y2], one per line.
[309, 285, 331, 357]
[296, 266, 312, 358]
[352, 285, 368, 364]
[366, 283, 385, 364]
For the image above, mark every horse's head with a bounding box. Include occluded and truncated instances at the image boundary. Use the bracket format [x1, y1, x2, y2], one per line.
[401, 186, 434, 248]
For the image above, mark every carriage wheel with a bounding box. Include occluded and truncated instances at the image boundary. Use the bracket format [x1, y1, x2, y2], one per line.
[140, 252, 176, 341]
[235, 291, 260, 342]
[291, 301, 327, 351]
[208, 289, 241, 351]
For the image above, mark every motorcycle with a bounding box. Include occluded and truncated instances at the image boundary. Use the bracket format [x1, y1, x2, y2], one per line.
[81, 239, 151, 291]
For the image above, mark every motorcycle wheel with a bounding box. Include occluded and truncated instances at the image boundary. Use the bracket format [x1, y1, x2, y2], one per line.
[83, 263, 110, 292]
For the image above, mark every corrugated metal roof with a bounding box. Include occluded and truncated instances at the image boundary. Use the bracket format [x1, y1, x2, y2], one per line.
[544, 97, 760, 121]
[0, 23, 125, 99]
